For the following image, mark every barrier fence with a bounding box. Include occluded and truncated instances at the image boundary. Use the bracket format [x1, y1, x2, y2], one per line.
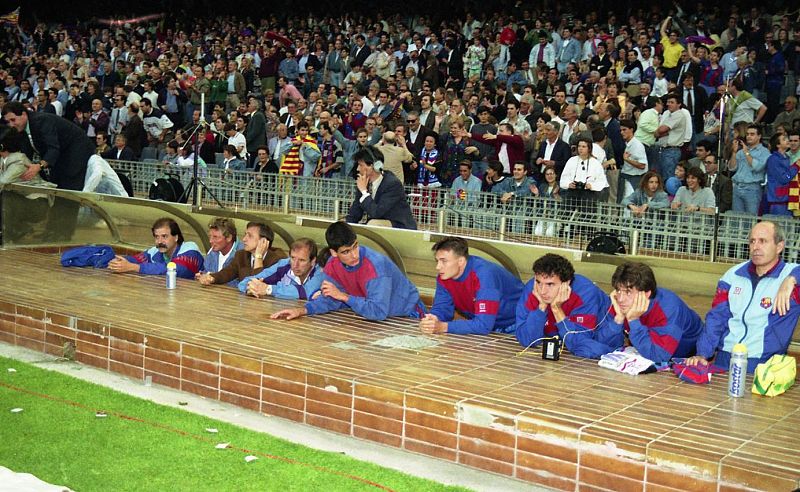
[109, 160, 800, 265]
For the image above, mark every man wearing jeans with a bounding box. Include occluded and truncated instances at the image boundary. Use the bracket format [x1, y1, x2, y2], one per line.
[654, 94, 685, 183]
[729, 124, 769, 215]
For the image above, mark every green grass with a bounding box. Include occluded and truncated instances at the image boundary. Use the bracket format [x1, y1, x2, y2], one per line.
[0, 356, 469, 492]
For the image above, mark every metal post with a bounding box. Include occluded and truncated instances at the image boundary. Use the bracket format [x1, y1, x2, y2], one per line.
[437, 209, 445, 233]
[710, 209, 719, 263]
[499, 216, 507, 241]
[333, 199, 340, 221]
[630, 229, 639, 256]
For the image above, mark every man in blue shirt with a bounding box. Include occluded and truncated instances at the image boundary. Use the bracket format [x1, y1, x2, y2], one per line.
[240, 238, 323, 300]
[730, 124, 770, 215]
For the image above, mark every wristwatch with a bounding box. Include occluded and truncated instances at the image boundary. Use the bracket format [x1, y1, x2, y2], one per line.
[265, 284, 273, 296]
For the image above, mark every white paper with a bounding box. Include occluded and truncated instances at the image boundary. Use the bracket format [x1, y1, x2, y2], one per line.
[244, 455, 258, 463]
[10, 408, 23, 413]
[205, 428, 218, 433]
[215, 442, 230, 449]
[7, 368, 16, 373]
[96, 412, 108, 418]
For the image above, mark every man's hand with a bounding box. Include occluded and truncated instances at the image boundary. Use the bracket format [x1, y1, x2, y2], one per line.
[552, 282, 572, 310]
[254, 237, 269, 258]
[356, 173, 369, 193]
[773, 275, 797, 316]
[320, 280, 349, 302]
[419, 313, 447, 334]
[625, 291, 650, 322]
[529, 183, 539, 195]
[196, 272, 216, 286]
[21, 162, 42, 181]
[270, 307, 307, 320]
[533, 281, 548, 311]
[500, 191, 514, 203]
[609, 290, 625, 324]
[107, 255, 139, 273]
[685, 355, 709, 367]
[246, 279, 269, 298]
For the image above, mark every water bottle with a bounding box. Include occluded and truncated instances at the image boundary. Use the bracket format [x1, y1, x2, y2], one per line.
[166, 262, 177, 290]
[728, 343, 748, 397]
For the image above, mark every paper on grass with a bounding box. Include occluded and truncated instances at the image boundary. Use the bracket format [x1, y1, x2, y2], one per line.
[245, 455, 258, 463]
[10, 408, 23, 413]
[205, 428, 218, 433]
[215, 442, 230, 449]
[7, 368, 17, 373]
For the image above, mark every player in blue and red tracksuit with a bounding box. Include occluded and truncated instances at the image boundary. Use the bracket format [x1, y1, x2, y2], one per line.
[595, 262, 703, 363]
[420, 237, 523, 335]
[272, 222, 423, 322]
[514, 254, 614, 359]
[108, 217, 203, 279]
[688, 222, 800, 373]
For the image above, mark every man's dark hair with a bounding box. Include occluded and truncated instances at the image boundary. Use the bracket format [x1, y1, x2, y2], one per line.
[696, 139, 714, 152]
[151, 217, 184, 244]
[619, 119, 636, 131]
[748, 123, 762, 136]
[487, 160, 504, 174]
[326, 221, 358, 251]
[246, 221, 274, 244]
[291, 237, 318, 260]
[353, 145, 384, 166]
[431, 236, 469, 257]
[0, 127, 24, 153]
[685, 166, 707, 187]
[611, 262, 657, 296]
[1, 101, 27, 117]
[223, 144, 237, 155]
[532, 254, 575, 283]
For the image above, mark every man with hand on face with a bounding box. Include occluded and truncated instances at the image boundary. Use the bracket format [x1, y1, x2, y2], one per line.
[239, 238, 324, 300]
[514, 254, 613, 358]
[595, 262, 703, 363]
[108, 217, 203, 278]
[420, 236, 523, 335]
[271, 222, 424, 321]
[196, 222, 286, 288]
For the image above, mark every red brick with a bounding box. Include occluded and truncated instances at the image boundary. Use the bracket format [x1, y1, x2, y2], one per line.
[76, 352, 108, 370]
[581, 452, 645, 481]
[144, 357, 180, 379]
[460, 422, 515, 448]
[110, 360, 144, 380]
[406, 409, 457, 433]
[220, 391, 259, 412]
[354, 397, 404, 420]
[220, 377, 260, 400]
[110, 349, 144, 368]
[517, 451, 578, 480]
[110, 338, 144, 356]
[145, 347, 180, 365]
[220, 353, 261, 373]
[404, 439, 457, 462]
[16, 305, 45, 320]
[145, 335, 180, 352]
[220, 365, 260, 386]
[182, 343, 219, 362]
[306, 399, 352, 423]
[305, 414, 351, 435]
[76, 339, 109, 359]
[16, 336, 44, 352]
[306, 385, 352, 408]
[76, 319, 108, 335]
[15, 317, 45, 332]
[262, 388, 305, 411]
[16, 324, 45, 342]
[354, 426, 403, 448]
[46, 312, 73, 328]
[181, 380, 219, 400]
[182, 367, 219, 388]
[262, 362, 305, 383]
[579, 467, 644, 492]
[516, 466, 576, 491]
[458, 436, 514, 463]
[353, 411, 402, 435]
[261, 402, 304, 422]
[406, 393, 456, 416]
[458, 452, 514, 476]
[405, 423, 457, 449]
[646, 467, 717, 492]
[262, 377, 305, 396]
[354, 382, 404, 406]
[46, 323, 76, 339]
[146, 371, 180, 390]
[109, 327, 145, 344]
[0, 319, 15, 336]
[77, 330, 107, 346]
[182, 356, 218, 375]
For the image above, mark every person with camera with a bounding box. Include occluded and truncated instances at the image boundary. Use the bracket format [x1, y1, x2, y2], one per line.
[559, 136, 608, 204]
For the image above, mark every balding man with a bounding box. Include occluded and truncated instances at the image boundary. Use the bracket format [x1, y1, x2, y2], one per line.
[376, 131, 414, 183]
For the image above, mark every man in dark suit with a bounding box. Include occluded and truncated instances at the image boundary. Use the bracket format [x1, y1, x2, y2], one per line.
[102, 134, 138, 161]
[245, 97, 267, 167]
[346, 146, 417, 230]
[677, 73, 707, 136]
[2, 101, 94, 240]
[533, 121, 572, 183]
[350, 34, 372, 69]
[704, 153, 732, 213]
[404, 111, 436, 185]
[675, 49, 702, 87]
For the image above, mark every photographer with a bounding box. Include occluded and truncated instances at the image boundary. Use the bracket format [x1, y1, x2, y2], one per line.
[559, 136, 608, 205]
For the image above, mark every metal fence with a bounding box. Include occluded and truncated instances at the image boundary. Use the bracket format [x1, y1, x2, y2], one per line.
[110, 159, 800, 264]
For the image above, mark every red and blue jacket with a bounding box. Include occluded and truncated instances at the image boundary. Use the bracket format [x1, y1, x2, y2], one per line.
[430, 256, 523, 335]
[766, 151, 800, 204]
[305, 245, 423, 320]
[697, 260, 800, 373]
[126, 242, 203, 279]
[595, 287, 703, 363]
[515, 274, 614, 358]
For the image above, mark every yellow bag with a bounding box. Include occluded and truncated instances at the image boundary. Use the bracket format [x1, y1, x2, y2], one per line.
[752, 355, 796, 397]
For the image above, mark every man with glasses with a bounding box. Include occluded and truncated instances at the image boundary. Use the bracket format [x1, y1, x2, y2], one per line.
[704, 153, 732, 213]
[271, 222, 424, 321]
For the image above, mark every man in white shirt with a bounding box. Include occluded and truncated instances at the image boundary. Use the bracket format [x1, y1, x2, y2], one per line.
[655, 94, 686, 182]
[619, 119, 648, 200]
[224, 122, 247, 160]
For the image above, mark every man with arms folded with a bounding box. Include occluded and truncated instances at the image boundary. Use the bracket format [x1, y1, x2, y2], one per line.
[271, 222, 424, 321]
[108, 217, 203, 278]
[240, 238, 323, 300]
[420, 237, 523, 335]
[196, 222, 286, 288]
[515, 254, 613, 358]
[595, 262, 703, 363]
[687, 221, 800, 372]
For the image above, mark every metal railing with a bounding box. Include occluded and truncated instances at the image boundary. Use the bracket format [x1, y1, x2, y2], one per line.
[109, 159, 800, 264]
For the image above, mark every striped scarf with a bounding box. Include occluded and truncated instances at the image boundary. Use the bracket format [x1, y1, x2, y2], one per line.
[279, 135, 319, 175]
[417, 148, 440, 186]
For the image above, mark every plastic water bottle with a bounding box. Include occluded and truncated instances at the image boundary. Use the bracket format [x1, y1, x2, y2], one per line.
[166, 262, 177, 290]
[728, 343, 748, 397]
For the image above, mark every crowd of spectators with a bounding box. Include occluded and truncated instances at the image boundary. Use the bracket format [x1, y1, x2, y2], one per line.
[1, 2, 800, 224]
